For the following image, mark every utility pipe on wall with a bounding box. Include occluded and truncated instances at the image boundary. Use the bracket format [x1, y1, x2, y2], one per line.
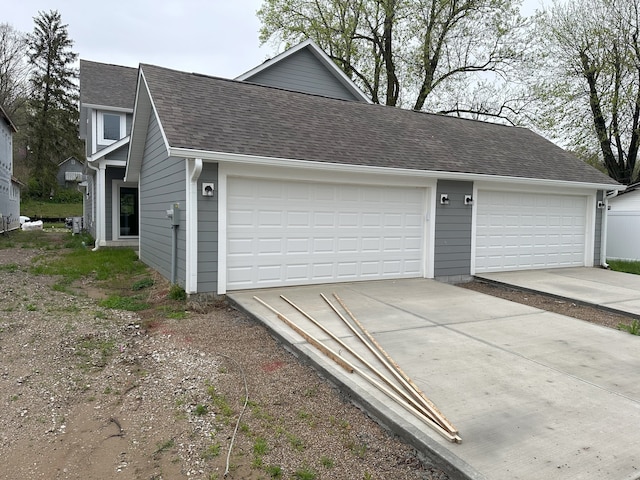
[168, 203, 180, 284]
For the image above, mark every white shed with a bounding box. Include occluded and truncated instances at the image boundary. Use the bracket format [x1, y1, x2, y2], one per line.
[607, 184, 640, 260]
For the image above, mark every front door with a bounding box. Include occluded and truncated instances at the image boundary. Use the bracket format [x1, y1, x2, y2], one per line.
[119, 186, 138, 237]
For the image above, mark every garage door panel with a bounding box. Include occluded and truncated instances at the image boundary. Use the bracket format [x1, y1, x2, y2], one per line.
[227, 178, 426, 289]
[475, 190, 587, 273]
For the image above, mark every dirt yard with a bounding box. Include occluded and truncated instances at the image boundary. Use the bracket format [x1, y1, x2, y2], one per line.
[0, 238, 448, 480]
[2, 234, 635, 480]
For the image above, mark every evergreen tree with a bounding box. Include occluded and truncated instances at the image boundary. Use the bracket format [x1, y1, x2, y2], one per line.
[26, 10, 82, 198]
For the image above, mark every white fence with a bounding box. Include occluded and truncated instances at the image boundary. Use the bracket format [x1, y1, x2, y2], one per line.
[607, 211, 640, 260]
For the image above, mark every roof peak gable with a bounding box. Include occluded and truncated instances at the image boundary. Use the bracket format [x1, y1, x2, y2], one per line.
[235, 39, 372, 103]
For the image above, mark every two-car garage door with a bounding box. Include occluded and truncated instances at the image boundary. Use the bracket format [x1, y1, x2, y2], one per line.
[475, 190, 587, 272]
[226, 178, 426, 290]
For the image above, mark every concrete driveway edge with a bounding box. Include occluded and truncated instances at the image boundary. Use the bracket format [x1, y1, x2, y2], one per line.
[228, 296, 486, 480]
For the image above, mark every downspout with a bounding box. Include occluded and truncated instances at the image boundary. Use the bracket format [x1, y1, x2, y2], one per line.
[601, 189, 620, 268]
[86, 160, 101, 251]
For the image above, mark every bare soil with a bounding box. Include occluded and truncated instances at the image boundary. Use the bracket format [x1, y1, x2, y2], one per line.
[2, 235, 634, 480]
[459, 280, 636, 330]
[0, 240, 447, 480]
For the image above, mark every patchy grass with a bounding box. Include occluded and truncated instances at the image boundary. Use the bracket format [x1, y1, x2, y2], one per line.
[99, 295, 150, 312]
[607, 259, 640, 275]
[32, 247, 145, 285]
[20, 199, 82, 218]
[619, 319, 640, 335]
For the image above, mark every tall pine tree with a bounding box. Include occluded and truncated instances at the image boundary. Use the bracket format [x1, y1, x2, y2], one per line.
[26, 10, 81, 198]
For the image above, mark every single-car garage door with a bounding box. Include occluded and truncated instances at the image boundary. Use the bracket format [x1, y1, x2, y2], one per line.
[475, 190, 587, 273]
[227, 178, 426, 290]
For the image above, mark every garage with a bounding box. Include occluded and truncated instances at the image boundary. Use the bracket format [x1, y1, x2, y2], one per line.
[475, 190, 587, 273]
[226, 177, 426, 290]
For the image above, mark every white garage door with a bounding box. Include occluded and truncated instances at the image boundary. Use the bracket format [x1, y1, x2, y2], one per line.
[475, 190, 587, 273]
[227, 178, 425, 290]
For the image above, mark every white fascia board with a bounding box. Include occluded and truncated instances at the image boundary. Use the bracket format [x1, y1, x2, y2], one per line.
[125, 68, 171, 183]
[81, 103, 133, 114]
[235, 39, 371, 104]
[170, 147, 620, 191]
[87, 136, 130, 162]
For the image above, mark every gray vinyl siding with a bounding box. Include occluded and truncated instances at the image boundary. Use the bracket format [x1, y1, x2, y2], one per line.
[244, 48, 361, 101]
[139, 111, 187, 286]
[196, 162, 218, 293]
[0, 120, 19, 232]
[594, 190, 604, 265]
[434, 180, 473, 280]
[105, 167, 125, 240]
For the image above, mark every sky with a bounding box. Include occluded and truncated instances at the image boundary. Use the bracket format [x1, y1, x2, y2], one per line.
[4, 0, 547, 80]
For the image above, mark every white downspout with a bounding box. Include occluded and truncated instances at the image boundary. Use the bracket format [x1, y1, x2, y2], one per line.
[601, 189, 620, 268]
[86, 160, 102, 251]
[185, 158, 203, 294]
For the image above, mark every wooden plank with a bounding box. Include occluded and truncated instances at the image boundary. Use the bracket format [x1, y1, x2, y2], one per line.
[253, 296, 354, 373]
[331, 293, 459, 436]
[253, 296, 460, 443]
[280, 295, 445, 429]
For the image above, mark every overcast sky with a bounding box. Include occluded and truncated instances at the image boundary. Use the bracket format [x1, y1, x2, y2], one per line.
[4, 0, 546, 80]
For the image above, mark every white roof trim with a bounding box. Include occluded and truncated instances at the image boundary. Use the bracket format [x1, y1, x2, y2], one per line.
[125, 68, 171, 183]
[170, 147, 619, 191]
[235, 39, 372, 104]
[88, 136, 130, 162]
[81, 103, 134, 114]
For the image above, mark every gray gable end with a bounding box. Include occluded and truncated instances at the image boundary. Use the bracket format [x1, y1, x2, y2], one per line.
[242, 47, 362, 102]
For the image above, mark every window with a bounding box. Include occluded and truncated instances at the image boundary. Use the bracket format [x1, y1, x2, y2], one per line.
[98, 112, 125, 144]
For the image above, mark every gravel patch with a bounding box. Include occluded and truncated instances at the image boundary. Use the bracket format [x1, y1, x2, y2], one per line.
[0, 245, 447, 480]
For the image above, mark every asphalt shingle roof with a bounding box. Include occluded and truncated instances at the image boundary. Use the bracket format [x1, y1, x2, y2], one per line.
[80, 60, 138, 109]
[140, 64, 618, 186]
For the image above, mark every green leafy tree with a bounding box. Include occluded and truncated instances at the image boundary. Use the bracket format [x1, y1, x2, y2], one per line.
[26, 10, 82, 198]
[258, 0, 529, 122]
[532, 0, 640, 184]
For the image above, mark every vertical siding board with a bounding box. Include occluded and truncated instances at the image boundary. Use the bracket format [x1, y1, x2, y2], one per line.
[104, 167, 125, 240]
[139, 112, 187, 285]
[434, 180, 473, 278]
[196, 163, 219, 293]
[246, 48, 360, 101]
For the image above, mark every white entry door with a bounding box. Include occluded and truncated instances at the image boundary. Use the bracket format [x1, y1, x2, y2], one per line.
[475, 190, 587, 272]
[226, 178, 426, 290]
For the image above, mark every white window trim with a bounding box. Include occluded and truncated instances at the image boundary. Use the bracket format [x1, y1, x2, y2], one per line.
[98, 112, 125, 145]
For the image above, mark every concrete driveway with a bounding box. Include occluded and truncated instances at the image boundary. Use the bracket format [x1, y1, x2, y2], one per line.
[228, 279, 640, 480]
[477, 267, 640, 317]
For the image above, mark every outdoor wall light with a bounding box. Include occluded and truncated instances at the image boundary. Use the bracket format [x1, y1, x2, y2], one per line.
[202, 182, 215, 197]
[464, 194, 473, 205]
[597, 201, 605, 209]
[440, 193, 450, 205]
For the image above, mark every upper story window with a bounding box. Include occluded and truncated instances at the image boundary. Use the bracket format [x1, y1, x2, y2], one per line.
[98, 112, 125, 145]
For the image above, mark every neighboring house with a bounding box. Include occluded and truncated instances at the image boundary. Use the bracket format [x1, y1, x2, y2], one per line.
[56, 156, 84, 188]
[0, 105, 20, 233]
[80, 42, 620, 299]
[79, 60, 138, 247]
[606, 184, 640, 260]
